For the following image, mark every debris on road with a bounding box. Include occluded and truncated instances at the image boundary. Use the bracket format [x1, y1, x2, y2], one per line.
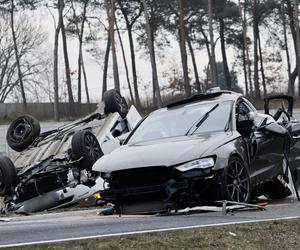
[97, 207, 115, 216]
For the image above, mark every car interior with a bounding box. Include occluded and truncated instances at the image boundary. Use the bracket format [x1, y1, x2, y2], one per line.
[236, 100, 254, 138]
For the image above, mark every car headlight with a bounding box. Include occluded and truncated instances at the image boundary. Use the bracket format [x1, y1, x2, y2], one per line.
[175, 157, 214, 172]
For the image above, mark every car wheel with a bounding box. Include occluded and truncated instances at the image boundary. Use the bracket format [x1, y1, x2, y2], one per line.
[6, 115, 40, 152]
[219, 156, 251, 203]
[71, 130, 104, 171]
[0, 156, 17, 196]
[103, 89, 129, 118]
[262, 178, 291, 199]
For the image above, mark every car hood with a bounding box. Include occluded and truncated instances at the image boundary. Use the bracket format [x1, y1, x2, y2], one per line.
[93, 132, 235, 173]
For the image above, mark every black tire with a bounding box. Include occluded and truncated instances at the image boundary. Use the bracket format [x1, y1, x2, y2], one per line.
[219, 156, 251, 203]
[0, 156, 18, 196]
[103, 89, 129, 118]
[6, 115, 40, 152]
[262, 178, 291, 199]
[71, 130, 104, 171]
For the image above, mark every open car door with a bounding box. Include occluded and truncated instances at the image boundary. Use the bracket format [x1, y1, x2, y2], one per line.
[265, 95, 300, 189]
[264, 95, 294, 120]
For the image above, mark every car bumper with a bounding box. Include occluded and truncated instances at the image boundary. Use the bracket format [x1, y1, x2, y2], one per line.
[100, 167, 217, 214]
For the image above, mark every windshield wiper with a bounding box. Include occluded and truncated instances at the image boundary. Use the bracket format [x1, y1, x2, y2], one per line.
[185, 104, 219, 136]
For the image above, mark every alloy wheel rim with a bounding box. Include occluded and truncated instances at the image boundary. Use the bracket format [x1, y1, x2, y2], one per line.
[226, 160, 250, 202]
[85, 134, 101, 162]
[11, 118, 32, 143]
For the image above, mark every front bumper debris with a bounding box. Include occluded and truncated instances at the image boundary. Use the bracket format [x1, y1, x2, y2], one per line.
[100, 166, 216, 214]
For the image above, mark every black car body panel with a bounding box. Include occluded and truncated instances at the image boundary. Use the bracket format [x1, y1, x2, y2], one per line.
[97, 132, 241, 173]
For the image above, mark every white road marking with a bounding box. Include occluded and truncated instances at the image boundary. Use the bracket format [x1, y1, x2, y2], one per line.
[1, 215, 300, 248]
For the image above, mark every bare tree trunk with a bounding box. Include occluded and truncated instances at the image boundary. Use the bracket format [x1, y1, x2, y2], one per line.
[186, 35, 201, 93]
[294, 0, 300, 98]
[105, 0, 120, 91]
[118, 1, 142, 108]
[78, 1, 87, 104]
[179, 0, 191, 97]
[53, 1, 61, 121]
[127, 28, 141, 108]
[59, 0, 75, 116]
[10, 0, 27, 108]
[253, 0, 261, 100]
[81, 50, 90, 104]
[200, 28, 212, 90]
[102, 31, 111, 99]
[238, 0, 253, 97]
[286, 0, 299, 96]
[208, 0, 217, 87]
[70, 0, 89, 104]
[141, 0, 162, 108]
[219, 17, 231, 90]
[257, 29, 267, 97]
[282, 2, 293, 95]
[127, 27, 141, 108]
[77, 48, 82, 104]
[242, 42, 249, 97]
[116, 21, 134, 103]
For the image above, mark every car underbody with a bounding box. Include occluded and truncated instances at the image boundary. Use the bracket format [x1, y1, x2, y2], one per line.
[0, 90, 142, 214]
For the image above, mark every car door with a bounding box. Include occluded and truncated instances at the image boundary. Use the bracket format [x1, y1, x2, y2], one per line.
[249, 116, 285, 184]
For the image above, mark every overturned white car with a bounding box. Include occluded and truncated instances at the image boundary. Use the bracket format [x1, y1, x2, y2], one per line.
[0, 89, 141, 213]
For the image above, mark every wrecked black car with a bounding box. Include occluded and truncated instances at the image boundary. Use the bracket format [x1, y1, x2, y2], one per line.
[93, 90, 300, 214]
[0, 89, 141, 213]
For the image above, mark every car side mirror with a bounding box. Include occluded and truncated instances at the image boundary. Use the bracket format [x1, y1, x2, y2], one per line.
[261, 122, 287, 136]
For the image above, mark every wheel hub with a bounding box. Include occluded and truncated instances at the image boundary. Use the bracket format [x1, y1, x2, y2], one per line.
[12, 121, 31, 142]
[85, 135, 101, 162]
[226, 160, 250, 202]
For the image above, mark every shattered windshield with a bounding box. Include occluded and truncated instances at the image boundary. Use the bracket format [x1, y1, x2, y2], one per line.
[127, 101, 233, 144]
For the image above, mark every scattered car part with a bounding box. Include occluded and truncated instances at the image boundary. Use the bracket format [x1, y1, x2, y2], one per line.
[216, 200, 266, 215]
[97, 207, 115, 216]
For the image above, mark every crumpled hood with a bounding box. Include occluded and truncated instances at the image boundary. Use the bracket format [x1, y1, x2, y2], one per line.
[93, 132, 234, 173]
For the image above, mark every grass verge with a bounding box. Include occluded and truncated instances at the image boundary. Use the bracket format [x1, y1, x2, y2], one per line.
[10, 218, 300, 250]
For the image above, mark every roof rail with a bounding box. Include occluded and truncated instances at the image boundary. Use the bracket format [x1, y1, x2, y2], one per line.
[166, 91, 231, 108]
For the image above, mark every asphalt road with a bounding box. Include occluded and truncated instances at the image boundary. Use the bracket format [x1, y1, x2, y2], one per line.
[1, 197, 300, 248]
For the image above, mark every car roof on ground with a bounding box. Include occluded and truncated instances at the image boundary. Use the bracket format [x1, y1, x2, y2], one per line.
[166, 91, 242, 109]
